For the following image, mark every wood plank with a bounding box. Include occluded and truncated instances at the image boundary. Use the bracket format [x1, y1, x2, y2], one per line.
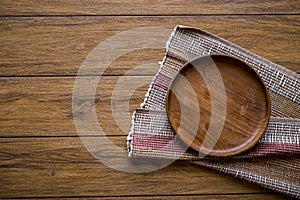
[6, 194, 287, 200]
[0, 0, 299, 16]
[0, 76, 152, 137]
[1, 71, 300, 138]
[0, 137, 281, 198]
[0, 16, 299, 76]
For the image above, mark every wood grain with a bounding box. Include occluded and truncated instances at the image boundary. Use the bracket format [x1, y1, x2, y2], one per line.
[0, 76, 153, 137]
[166, 55, 270, 156]
[11, 194, 286, 200]
[0, 16, 299, 76]
[0, 137, 281, 198]
[0, 0, 299, 16]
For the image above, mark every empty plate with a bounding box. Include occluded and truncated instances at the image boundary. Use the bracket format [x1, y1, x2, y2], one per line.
[166, 54, 270, 157]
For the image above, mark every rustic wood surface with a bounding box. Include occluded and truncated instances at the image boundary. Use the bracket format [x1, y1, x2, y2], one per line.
[1, 0, 299, 15]
[0, 16, 299, 76]
[0, 0, 299, 199]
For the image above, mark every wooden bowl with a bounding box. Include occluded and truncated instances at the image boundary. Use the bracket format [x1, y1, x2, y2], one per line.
[166, 54, 270, 157]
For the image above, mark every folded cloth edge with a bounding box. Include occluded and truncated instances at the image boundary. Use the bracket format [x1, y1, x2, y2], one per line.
[126, 24, 300, 198]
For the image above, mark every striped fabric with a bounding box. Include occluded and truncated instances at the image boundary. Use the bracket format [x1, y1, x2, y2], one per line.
[127, 26, 300, 198]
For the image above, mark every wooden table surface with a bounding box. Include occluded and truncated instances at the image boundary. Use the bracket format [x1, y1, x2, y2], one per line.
[0, 1, 299, 199]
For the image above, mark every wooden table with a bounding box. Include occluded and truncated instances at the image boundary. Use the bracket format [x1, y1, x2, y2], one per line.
[0, 1, 299, 199]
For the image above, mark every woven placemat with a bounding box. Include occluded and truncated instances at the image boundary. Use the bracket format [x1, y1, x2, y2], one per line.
[127, 25, 300, 198]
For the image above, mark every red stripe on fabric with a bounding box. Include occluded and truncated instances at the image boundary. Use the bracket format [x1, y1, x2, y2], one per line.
[132, 134, 186, 153]
[132, 134, 300, 157]
[245, 143, 300, 156]
[152, 83, 168, 91]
